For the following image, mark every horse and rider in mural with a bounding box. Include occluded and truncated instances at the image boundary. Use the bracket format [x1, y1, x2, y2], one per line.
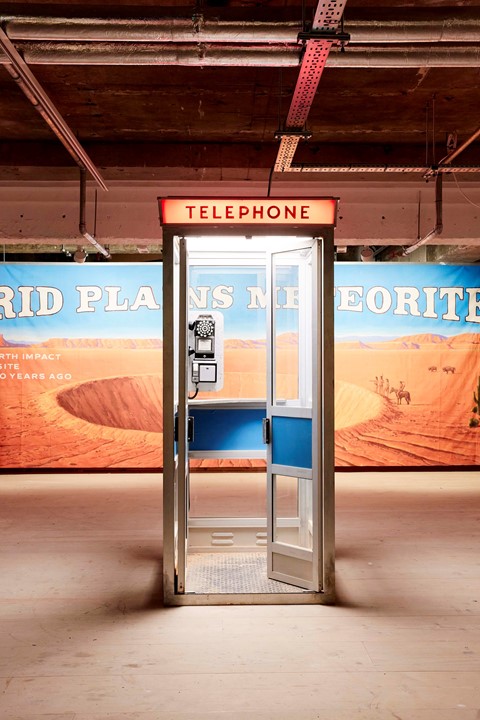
[389, 381, 411, 405]
[372, 375, 411, 405]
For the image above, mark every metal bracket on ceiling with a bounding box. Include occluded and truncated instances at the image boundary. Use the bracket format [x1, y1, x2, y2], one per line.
[297, 29, 350, 45]
[79, 167, 111, 259]
[274, 129, 312, 141]
[423, 126, 480, 180]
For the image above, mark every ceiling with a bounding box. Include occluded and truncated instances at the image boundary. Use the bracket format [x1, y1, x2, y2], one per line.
[1, 0, 480, 261]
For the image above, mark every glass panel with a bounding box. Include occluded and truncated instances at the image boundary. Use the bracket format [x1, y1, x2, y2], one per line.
[273, 474, 313, 550]
[188, 263, 266, 400]
[189, 471, 266, 518]
[173, 242, 180, 406]
[272, 249, 312, 407]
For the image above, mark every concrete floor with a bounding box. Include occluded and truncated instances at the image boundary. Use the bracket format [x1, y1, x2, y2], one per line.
[1, 470, 480, 719]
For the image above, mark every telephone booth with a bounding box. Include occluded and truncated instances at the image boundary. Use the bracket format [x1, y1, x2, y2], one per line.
[159, 197, 337, 605]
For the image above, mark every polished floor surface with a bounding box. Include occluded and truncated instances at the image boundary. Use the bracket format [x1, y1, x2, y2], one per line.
[1, 470, 480, 719]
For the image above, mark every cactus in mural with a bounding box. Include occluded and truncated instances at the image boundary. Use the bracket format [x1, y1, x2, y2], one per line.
[469, 375, 480, 427]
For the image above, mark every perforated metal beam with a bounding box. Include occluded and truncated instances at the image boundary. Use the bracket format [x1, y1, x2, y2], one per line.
[275, 0, 348, 172]
[288, 165, 480, 174]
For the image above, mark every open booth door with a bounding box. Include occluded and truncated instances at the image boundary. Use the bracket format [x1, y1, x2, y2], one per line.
[266, 239, 322, 591]
[163, 235, 189, 600]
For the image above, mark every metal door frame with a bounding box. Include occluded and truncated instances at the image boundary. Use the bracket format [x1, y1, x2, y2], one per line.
[266, 238, 319, 590]
[162, 220, 335, 605]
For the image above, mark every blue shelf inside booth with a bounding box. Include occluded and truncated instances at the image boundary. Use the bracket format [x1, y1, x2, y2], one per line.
[189, 406, 265, 453]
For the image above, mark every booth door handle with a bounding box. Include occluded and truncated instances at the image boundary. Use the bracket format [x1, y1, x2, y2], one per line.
[262, 418, 271, 444]
[187, 416, 195, 443]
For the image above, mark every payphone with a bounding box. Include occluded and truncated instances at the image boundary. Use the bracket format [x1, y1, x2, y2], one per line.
[188, 311, 224, 394]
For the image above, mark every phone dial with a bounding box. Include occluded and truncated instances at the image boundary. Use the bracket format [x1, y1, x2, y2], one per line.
[188, 311, 224, 394]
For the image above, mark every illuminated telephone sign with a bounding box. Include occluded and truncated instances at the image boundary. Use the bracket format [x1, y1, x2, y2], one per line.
[160, 198, 337, 226]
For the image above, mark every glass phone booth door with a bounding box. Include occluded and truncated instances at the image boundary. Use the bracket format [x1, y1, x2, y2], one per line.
[161, 198, 336, 606]
[267, 240, 320, 591]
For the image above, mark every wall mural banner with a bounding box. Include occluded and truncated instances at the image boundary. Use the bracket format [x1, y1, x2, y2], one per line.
[1, 262, 479, 469]
[0, 264, 163, 469]
[334, 264, 480, 467]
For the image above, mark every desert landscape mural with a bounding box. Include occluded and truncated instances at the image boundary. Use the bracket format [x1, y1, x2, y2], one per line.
[0, 337, 164, 468]
[335, 332, 480, 466]
[2, 331, 480, 468]
[2, 261, 480, 469]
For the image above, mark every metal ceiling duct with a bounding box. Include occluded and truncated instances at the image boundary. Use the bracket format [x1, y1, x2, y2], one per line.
[2, 15, 480, 44]
[1, 17, 302, 43]
[347, 18, 480, 43]
[2, 42, 302, 67]
[1, 13, 480, 67]
[1, 42, 480, 67]
[2, 42, 480, 67]
[327, 45, 480, 68]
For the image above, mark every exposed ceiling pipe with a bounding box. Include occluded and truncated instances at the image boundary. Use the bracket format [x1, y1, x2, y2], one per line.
[439, 126, 480, 166]
[4, 42, 480, 67]
[403, 173, 443, 256]
[2, 43, 302, 67]
[0, 27, 107, 191]
[423, 125, 480, 179]
[1, 17, 302, 43]
[348, 19, 480, 43]
[79, 168, 111, 259]
[2, 15, 480, 44]
[326, 46, 480, 68]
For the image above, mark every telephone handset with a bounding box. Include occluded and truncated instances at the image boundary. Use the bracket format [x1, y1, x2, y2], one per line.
[188, 311, 224, 395]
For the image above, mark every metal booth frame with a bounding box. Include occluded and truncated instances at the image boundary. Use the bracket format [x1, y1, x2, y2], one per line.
[159, 197, 337, 606]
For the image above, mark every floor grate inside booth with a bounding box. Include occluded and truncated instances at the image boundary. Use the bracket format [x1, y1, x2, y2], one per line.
[185, 552, 308, 594]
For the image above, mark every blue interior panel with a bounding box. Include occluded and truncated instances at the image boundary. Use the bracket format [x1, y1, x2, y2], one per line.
[189, 408, 265, 452]
[272, 416, 312, 469]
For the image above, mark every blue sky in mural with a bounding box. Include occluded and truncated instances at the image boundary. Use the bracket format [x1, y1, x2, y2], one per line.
[1, 262, 480, 343]
[189, 265, 267, 338]
[334, 263, 480, 339]
[0, 264, 163, 341]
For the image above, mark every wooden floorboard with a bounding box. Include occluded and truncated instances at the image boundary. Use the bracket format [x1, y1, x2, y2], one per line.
[1, 470, 480, 718]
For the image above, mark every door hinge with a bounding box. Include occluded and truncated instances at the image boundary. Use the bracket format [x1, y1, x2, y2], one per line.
[262, 417, 271, 444]
[174, 415, 194, 443]
[187, 415, 195, 443]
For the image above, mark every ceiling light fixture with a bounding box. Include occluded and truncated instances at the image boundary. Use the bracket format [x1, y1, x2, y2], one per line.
[360, 246, 375, 262]
[73, 247, 87, 264]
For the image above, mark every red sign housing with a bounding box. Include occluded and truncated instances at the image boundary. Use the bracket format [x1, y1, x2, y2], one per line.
[160, 198, 337, 226]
